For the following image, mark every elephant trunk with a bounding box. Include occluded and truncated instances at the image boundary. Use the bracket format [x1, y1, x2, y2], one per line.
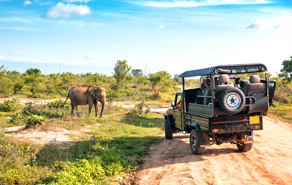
[99, 99, 105, 118]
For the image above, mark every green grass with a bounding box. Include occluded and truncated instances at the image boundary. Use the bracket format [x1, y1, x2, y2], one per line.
[0, 103, 164, 184]
[268, 101, 292, 123]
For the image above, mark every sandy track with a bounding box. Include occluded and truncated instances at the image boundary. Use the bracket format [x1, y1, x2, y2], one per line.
[134, 117, 292, 185]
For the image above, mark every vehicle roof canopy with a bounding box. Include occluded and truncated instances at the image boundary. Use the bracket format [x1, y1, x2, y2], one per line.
[179, 63, 267, 78]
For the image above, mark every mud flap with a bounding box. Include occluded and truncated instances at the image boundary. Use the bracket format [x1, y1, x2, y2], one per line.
[200, 132, 211, 147]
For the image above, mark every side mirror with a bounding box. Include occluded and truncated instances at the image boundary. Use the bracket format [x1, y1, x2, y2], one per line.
[171, 102, 175, 108]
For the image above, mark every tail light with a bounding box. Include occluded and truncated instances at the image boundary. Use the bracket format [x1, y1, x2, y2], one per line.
[212, 129, 223, 133]
[251, 125, 261, 129]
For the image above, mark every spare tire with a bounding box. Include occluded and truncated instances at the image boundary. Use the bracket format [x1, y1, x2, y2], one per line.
[218, 87, 245, 114]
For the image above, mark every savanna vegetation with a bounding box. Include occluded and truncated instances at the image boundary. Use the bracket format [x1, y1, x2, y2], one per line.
[0, 60, 180, 102]
[0, 57, 291, 184]
[0, 100, 163, 184]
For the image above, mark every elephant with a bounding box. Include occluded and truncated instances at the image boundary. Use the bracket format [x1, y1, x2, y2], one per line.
[65, 85, 106, 118]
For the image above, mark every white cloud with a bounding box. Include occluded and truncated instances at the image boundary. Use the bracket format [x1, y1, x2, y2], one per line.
[138, 0, 270, 8]
[0, 55, 4, 60]
[247, 15, 292, 31]
[87, 52, 98, 59]
[64, 0, 91, 2]
[24, 0, 32, 5]
[159, 24, 164, 29]
[45, 2, 91, 18]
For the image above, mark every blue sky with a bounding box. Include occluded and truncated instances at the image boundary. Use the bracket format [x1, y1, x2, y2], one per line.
[0, 0, 291, 76]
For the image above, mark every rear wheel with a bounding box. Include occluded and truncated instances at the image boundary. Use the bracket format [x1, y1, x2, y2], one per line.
[236, 143, 253, 152]
[164, 119, 173, 139]
[190, 129, 205, 155]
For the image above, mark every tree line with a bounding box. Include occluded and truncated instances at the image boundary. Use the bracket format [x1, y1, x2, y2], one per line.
[0, 57, 291, 102]
[0, 60, 179, 101]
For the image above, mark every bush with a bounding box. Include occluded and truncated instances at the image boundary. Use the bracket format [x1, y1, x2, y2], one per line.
[145, 93, 159, 100]
[0, 133, 39, 184]
[274, 84, 292, 103]
[22, 103, 68, 118]
[22, 102, 38, 115]
[47, 99, 68, 109]
[43, 159, 107, 184]
[9, 113, 25, 125]
[0, 99, 19, 112]
[135, 101, 144, 115]
[25, 115, 45, 127]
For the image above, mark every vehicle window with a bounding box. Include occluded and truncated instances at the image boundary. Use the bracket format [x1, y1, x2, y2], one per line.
[185, 76, 200, 89]
[176, 95, 181, 107]
[235, 72, 266, 81]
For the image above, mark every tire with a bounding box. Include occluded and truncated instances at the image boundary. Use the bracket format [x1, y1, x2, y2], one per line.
[236, 143, 253, 152]
[218, 87, 245, 114]
[164, 119, 173, 139]
[190, 129, 205, 155]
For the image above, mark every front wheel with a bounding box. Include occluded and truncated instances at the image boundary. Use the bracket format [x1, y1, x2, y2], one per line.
[236, 143, 253, 152]
[190, 129, 205, 155]
[164, 119, 173, 139]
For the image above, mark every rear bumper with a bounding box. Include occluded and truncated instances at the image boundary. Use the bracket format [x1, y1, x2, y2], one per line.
[209, 114, 263, 134]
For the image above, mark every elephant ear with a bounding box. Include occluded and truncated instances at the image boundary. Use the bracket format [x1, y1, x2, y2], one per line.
[88, 85, 97, 99]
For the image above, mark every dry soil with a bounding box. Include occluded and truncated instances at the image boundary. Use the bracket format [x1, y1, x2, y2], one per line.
[134, 117, 292, 185]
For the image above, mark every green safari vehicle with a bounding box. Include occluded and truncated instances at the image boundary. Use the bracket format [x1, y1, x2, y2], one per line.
[164, 64, 276, 154]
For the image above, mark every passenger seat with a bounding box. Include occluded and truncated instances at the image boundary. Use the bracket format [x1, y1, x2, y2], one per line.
[245, 75, 265, 96]
[204, 88, 212, 105]
[215, 74, 233, 96]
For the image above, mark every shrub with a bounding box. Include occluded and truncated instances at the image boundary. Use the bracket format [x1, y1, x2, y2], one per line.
[22, 102, 38, 115]
[41, 109, 68, 118]
[42, 159, 107, 184]
[25, 115, 45, 127]
[135, 101, 144, 115]
[0, 99, 19, 112]
[47, 99, 68, 109]
[145, 93, 159, 100]
[9, 113, 25, 125]
[274, 85, 292, 103]
[22, 103, 68, 118]
[0, 133, 39, 184]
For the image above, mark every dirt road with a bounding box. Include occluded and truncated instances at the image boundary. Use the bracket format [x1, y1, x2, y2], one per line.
[134, 117, 292, 185]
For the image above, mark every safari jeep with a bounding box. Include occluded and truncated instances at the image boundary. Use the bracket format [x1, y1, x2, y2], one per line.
[164, 64, 276, 155]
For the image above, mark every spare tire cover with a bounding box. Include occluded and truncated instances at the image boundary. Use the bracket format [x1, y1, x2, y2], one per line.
[218, 87, 245, 114]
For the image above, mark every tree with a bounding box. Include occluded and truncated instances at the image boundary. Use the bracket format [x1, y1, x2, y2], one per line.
[149, 71, 172, 98]
[25, 68, 41, 76]
[113, 60, 131, 88]
[279, 56, 292, 83]
[132, 69, 143, 77]
[173, 74, 180, 82]
[24, 68, 42, 96]
[0, 65, 13, 96]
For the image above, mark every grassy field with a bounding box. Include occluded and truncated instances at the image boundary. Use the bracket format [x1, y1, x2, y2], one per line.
[268, 101, 292, 124]
[0, 102, 164, 184]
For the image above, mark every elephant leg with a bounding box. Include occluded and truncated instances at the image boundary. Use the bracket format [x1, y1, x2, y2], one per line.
[76, 106, 81, 117]
[88, 103, 93, 115]
[94, 101, 99, 117]
[71, 102, 75, 116]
